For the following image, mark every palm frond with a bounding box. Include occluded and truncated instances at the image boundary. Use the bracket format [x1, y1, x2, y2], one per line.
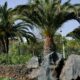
[17, 0, 80, 36]
[0, 2, 37, 53]
[67, 27, 80, 40]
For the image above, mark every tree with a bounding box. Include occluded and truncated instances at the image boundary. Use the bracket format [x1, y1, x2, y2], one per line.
[67, 27, 80, 40]
[0, 2, 36, 53]
[15, 0, 80, 56]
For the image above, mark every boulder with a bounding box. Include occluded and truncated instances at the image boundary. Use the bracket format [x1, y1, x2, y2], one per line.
[60, 54, 80, 80]
[49, 52, 62, 65]
[28, 68, 40, 79]
[56, 53, 63, 64]
[27, 56, 38, 69]
[26, 53, 63, 80]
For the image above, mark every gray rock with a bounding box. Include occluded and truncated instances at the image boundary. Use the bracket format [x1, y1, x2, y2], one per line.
[60, 54, 80, 80]
[56, 53, 63, 64]
[27, 56, 38, 69]
[28, 68, 40, 79]
[27, 53, 63, 80]
[49, 52, 62, 65]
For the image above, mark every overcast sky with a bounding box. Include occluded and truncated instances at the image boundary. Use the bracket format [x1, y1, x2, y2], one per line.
[0, 0, 80, 37]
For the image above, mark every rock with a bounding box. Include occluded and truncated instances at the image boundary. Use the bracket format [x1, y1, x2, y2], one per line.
[56, 53, 63, 64]
[0, 64, 32, 80]
[27, 56, 38, 69]
[49, 52, 62, 65]
[37, 52, 62, 80]
[26, 53, 63, 80]
[28, 68, 40, 79]
[55, 58, 64, 79]
[60, 54, 80, 80]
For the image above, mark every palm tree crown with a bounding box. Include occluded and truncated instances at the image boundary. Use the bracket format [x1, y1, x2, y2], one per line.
[0, 2, 36, 53]
[15, 0, 80, 56]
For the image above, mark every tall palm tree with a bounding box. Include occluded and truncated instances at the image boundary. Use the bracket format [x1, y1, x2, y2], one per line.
[15, 0, 80, 56]
[0, 2, 36, 53]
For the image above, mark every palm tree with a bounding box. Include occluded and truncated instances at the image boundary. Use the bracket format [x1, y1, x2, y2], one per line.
[0, 2, 36, 53]
[15, 0, 80, 56]
[67, 27, 80, 40]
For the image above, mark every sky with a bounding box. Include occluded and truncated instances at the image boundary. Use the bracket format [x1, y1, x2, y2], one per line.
[0, 0, 80, 37]
[0, 0, 28, 8]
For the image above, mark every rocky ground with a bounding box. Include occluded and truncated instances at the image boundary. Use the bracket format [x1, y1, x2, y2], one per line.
[0, 64, 29, 80]
[0, 54, 80, 80]
[0, 56, 39, 80]
[0, 54, 63, 80]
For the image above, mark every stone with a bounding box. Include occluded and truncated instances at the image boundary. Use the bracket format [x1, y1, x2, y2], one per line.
[28, 68, 40, 79]
[27, 56, 39, 69]
[49, 52, 62, 65]
[60, 54, 80, 80]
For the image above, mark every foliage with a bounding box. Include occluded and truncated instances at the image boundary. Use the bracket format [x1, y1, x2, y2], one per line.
[66, 39, 80, 57]
[25, 41, 43, 56]
[66, 27, 80, 57]
[0, 40, 43, 64]
[0, 0, 80, 64]
[14, 0, 80, 54]
[0, 77, 15, 80]
[16, 0, 80, 35]
[67, 27, 80, 40]
[54, 33, 80, 58]
[0, 41, 32, 64]
[54, 34, 62, 53]
[0, 2, 36, 53]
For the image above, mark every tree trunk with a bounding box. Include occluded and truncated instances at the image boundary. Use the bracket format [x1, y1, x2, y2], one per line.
[1, 38, 6, 53]
[43, 33, 59, 64]
[5, 37, 9, 53]
[43, 35, 56, 56]
[5, 37, 9, 64]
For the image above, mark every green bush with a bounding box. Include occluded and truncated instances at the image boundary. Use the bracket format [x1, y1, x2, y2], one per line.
[0, 42, 32, 64]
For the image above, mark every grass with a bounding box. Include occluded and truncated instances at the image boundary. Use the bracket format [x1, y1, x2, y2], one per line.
[0, 78, 15, 80]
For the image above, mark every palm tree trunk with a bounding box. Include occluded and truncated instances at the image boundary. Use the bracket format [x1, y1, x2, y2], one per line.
[1, 38, 6, 53]
[5, 37, 9, 64]
[43, 35, 56, 56]
[5, 37, 9, 53]
[43, 34, 59, 64]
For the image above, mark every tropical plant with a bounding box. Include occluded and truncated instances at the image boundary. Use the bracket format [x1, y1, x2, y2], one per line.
[67, 27, 80, 40]
[66, 26, 80, 57]
[65, 39, 80, 57]
[54, 34, 62, 53]
[0, 2, 36, 53]
[15, 0, 80, 56]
